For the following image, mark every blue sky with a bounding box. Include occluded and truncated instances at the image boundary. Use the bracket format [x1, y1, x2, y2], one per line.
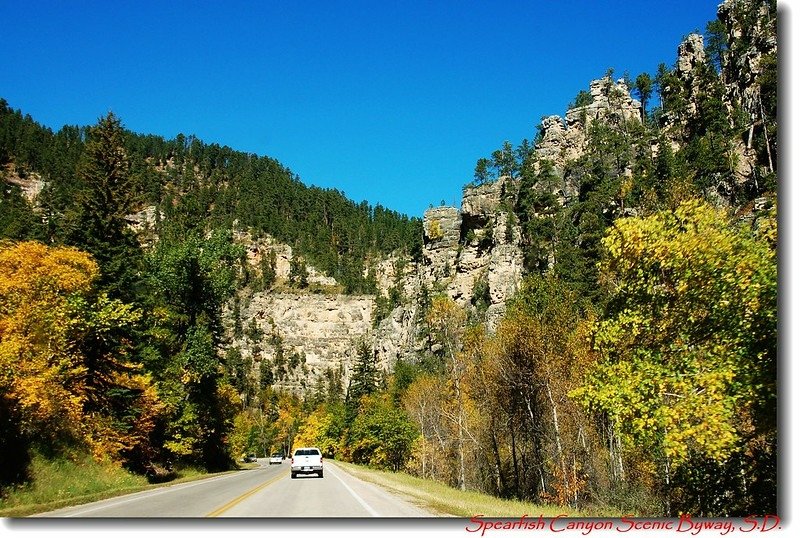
[2, 0, 724, 217]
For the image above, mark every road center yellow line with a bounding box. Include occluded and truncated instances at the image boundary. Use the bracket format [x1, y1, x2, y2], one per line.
[206, 468, 289, 517]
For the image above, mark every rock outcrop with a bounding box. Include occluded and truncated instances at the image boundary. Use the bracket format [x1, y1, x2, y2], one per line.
[565, 77, 642, 130]
[535, 76, 642, 199]
[372, 298, 424, 367]
[226, 174, 528, 394]
[228, 70, 654, 394]
[718, 0, 777, 183]
[658, 0, 776, 200]
[2, 164, 45, 204]
[234, 230, 338, 288]
[659, 33, 708, 147]
[718, 0, 777, 122]
[676, 33, 707, 78]
[535, 115, 580, 170]
[421, 205, 461, 282]
[125, 206, 162, 246]
[419, 176, 524, 330]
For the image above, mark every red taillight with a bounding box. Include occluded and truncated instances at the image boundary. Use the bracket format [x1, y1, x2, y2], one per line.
[291, 457, 294, 465]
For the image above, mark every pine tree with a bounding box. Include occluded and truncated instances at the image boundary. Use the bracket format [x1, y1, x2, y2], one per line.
[289, 256, 309, 288]
[634, 73, 653, 122]
[72, 112, 142, 300]
[346, 342, 379, 416]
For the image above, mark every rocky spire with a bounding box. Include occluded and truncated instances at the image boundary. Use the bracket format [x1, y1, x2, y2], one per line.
[535, 76, 642, 174]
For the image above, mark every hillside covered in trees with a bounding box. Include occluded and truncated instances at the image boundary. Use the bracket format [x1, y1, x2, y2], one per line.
[1, 0, 777, 518]
[0, 102, 422, 295]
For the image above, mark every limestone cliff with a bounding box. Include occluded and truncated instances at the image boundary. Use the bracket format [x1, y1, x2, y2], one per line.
[718, 0, 777, 124]
[2, 163, 45, 204]
[230, 292, 374, 393]
[234, 230, 338, 288]
[718, 0, 777, 187]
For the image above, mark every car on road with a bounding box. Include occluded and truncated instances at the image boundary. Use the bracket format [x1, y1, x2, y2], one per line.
[291, 447, 323, 478]
[242, 453, 257, 463]
[269, 452, 284, 465]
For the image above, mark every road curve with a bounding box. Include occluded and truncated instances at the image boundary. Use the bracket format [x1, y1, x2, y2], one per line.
[33, 460, 432, 518]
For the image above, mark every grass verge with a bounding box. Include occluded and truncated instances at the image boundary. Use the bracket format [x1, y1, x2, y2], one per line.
[333, 460, 596, 518]
[0, 453, 238, 518]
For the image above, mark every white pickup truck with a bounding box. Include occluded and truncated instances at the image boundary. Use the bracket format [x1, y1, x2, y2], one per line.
[290, 447, 323, 478]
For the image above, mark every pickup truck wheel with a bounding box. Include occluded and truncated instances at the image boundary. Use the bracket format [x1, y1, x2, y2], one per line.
[319, 471, 323, 478]
[291, 472, 297, 479]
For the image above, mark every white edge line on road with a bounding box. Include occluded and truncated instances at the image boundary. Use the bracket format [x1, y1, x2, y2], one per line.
[61, 469, 254, 517]
[326, 463, 381, 517]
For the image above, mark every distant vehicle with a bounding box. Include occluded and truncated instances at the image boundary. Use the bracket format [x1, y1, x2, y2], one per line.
[243, 453, 257, 463]
[269, 453, 283, 465]
[291, 447, 323, 478]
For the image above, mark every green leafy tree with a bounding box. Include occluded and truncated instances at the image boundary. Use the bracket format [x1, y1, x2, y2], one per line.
[569, 89, 593, 109]
[229, 410, 260, 458]
[294, 403, 346, 458]
[515, 158, 560, 272]
[491, 141, 518, 180]
[259, 250, 277, 290]
[705, 19, 728, 72]
[474, 157, 492, 185]
[142, 231, 243, 469]
[146, 230, 242, 335]
[346, 394, 418, 471]
[225, 346, 256, 407]
[0, 185, 44, 241]
[259, 358, 274, 390]
[654, 62, 672, 111]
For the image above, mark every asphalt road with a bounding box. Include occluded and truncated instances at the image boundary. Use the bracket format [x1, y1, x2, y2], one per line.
[33, 460, 432, 518]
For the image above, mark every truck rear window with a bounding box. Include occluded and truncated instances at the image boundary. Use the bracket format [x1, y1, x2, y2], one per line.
[295, 449, 320, 456]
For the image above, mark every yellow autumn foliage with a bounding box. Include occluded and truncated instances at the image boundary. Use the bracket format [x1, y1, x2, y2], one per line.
[574, 199, 777, 466]
[0, 241, 99, 440]
[0, 241, 163, 464]
[293, 407, 331, 448]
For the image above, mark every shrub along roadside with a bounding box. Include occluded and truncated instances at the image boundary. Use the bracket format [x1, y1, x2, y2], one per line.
[0, 451, 233, 517]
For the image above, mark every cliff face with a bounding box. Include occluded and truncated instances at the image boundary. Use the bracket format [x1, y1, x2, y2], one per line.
[400, 179, 524, 326]
[235, 230, 338, 288]
[718, 0, 777, 186]
[420, 177, 524, 330]
[535, 76, 643, 204]
[718, 0, 777, 122]
[231, 292, 374, 393]
[659, 33, 708, 146]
